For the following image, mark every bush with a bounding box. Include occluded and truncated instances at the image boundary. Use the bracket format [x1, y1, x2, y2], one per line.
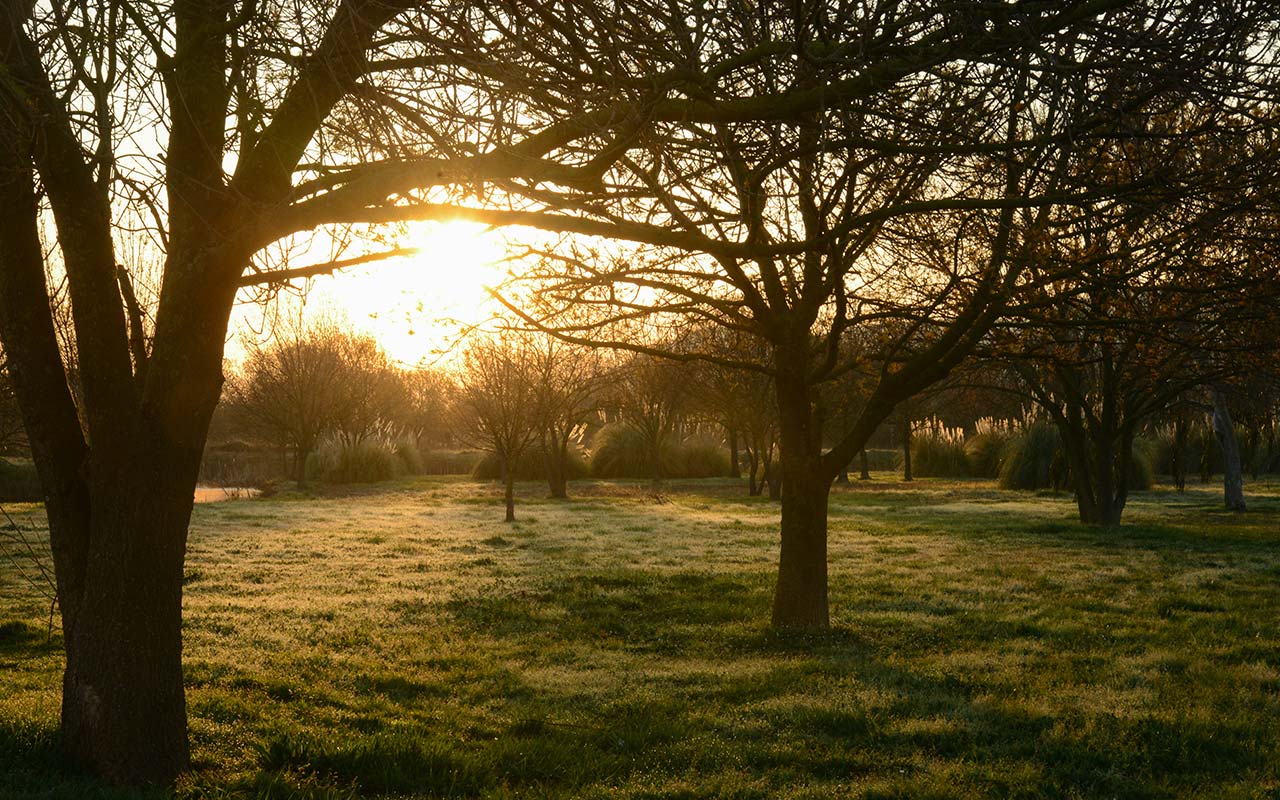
[907, 419, 969, 478]
[667, 436, 731, 478]
[999, 420, 1069, 491]
[394, 437, 425, 475]
[965, 418, 1017, 478]
[999, 421, 1156, 491]
[471, 446, 590, 481]
[1150, 421, 1221, 478]
[307, 436, 405, 484]
[420, 450, 484, 476]
[1130, 436, 1157, 491]
[590, 424, 665, 479]
[0, 459, 41, 502]
[589, 425, 731, 479]
[861, 448, 898, 471]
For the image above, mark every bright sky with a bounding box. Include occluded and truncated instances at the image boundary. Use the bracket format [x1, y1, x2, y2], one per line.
[228, 221, 511, 368]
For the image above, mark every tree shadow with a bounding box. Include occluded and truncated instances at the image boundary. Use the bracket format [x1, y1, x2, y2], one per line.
[444, 569, 1275, 795]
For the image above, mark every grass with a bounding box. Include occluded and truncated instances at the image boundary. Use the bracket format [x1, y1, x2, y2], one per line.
[1, 474, 1278, 798]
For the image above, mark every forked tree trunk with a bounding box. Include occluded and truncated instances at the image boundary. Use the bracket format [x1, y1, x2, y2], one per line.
[771, 358, 831, 628]
[1056, 413, 1131, 526]
[1211, 389, 1246, 512]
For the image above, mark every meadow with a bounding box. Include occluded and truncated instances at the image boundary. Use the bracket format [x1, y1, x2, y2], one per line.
[1, 475, 1278, 799]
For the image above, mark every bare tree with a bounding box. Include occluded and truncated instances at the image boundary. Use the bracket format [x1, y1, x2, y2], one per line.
[494, 3, 1277, 626]
[0, 0, 1275, 779]
[454, 334, 543, 521]
[533, 338, 608, 499]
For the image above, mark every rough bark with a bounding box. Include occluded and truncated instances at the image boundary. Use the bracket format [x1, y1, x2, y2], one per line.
[1211, 389, 1247, 512]
[62, 439, 194, 784]
[771, 355, 831, 628]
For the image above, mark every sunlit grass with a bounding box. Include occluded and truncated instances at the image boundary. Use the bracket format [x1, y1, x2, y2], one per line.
[2, 475, 1278, 798]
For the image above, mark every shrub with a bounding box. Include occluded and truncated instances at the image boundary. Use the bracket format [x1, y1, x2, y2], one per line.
[667, 436, 731, 478]
[471, 446, 590, 481]
[394, 437, 425, 475]
[1150, 421, 1221, 478]
[420, 450, 484, 476]
[999, 420, 1069, 490]
[590, 424, 666, 478]
[861, 448, 898, 471]
[907, 419, 969, 478]
[999, 421, 1156, 491]
[0, 459, 41, 502]
[1130, 436, 1157, 491]
[307, 436, 404, 484]
[966, 418, 1017, 478]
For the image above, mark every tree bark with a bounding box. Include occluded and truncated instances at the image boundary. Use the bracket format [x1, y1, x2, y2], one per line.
[771, 355, 831, 628]
[1172, 409, 1188, 491]
[544, 433, 568, 499]
[61, 443, 192, 784]
[500, 456, 516, 521]
[900, 412, 913, 482]
[1211, 389, 1246, 512]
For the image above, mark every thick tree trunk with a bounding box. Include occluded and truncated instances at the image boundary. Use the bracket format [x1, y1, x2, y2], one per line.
[1211, 389, 1246, 512]
[545, 434, 568, 499]
[1057, 413, 1129, 526]
[772, 455, 831, 627]
[771, 357, 831, 628]
[61, 451, 192, 784]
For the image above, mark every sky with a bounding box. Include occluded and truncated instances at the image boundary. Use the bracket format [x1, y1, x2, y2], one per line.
[227, 221, 510, 368]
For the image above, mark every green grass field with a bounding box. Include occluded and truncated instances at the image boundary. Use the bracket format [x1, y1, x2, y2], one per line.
[2, 475, 1278, 799]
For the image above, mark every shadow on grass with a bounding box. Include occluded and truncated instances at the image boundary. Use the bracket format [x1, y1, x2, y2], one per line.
[445, 570, 773, 656]
[436, 568, 1275, 796]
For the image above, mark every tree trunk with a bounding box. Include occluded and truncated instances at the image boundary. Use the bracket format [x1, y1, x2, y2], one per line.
[728, 426, 741, 479]
[859, 448, 871, 480]
[1057, 411, 1129, 526]
[1171, 410, 1188, 492]
[901, 413, 913, 482]
[61, 451, 191, 784]
[1212, 389, 1246, 512]
[772, 453, 830, 628]
[771, 357, 831, 628]
[545, 433, 568, 499]
[501, 456, 516, 521]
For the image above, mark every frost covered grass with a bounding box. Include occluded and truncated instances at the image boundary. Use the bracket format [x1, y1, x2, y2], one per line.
[1, 475, 1278, 798]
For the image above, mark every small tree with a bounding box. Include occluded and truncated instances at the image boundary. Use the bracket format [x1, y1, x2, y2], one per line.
[228, 321, 349, 484]
[609, 352, 691, 484]
[533, 339, 608, 499]
[455, 334, 543, 521]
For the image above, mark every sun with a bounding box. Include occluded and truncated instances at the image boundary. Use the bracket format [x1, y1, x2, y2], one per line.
[234, 221, 511, 367]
